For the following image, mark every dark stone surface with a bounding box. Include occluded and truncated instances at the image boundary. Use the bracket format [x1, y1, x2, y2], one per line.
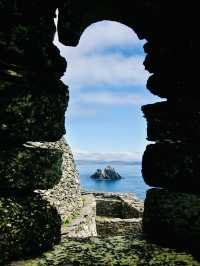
[0, 77, 68, 143]
[57, 0, 148, 46]
[0, 0, 66, 77]
[96, 217, 142, 237]
[142, 143, 200, 193]
[96, 198, 122, 218]
[0, 143, 62, 191]
[142, 100, 200, 142]
[143, 189, 200, 255]
[146, 73, 199, 99]
[0, 193, 61, 265]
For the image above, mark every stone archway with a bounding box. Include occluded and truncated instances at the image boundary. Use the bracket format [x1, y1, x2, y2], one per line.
[0, 1, 200, 264]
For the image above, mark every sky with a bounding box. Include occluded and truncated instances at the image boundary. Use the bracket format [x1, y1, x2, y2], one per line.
[54, 20, 161, 161]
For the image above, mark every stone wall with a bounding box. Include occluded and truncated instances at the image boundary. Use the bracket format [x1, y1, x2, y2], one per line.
[0, 1, 68, 264]
[36, 138, 82, 222]
[96, 217, 142, 237]
[93, 192, 144, 219]
[92, 192, 143, 237]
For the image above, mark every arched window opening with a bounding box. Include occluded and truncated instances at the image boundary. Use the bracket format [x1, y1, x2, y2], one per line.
[54, 20, 160, 199]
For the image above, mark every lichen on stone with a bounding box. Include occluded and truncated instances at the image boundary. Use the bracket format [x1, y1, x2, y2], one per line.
[0, 144, 62, 190]
[0, 193, 61, 265]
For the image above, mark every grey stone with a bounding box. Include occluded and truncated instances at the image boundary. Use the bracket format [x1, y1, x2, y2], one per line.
[143, 188, 200, 254]
[91, 166, 122, 180]
[142, 143, 200, 192]
[36, 138, 82, 221]
[0, 143, 62, 190]
[0, 193, 61, 265]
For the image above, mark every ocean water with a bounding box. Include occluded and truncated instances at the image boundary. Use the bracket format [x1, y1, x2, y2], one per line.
[75, 162, 149, 200]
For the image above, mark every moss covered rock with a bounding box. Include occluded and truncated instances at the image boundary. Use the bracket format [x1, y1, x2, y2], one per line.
[0, 0, 66, 77]
[142, 143, 200, 193]
[0, 78, 68, 142]
[142, 100, 200, 142]
[143, 189, 200, 254]
[0, 193, 61, 265]
[0, 143, 62, 190]
[9, 235, 200, 265]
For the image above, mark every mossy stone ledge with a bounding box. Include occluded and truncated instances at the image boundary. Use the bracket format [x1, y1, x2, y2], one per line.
[0, 143, 62, 190]
[0, 193, 61, 265]
[143, 189, 200, 255]
[142, 100, 200, 142]
[0, 79, 68, 143]
[142, 143, 200, 193]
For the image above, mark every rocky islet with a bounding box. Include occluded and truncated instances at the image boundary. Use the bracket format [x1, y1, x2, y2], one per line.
[91, 165, 122, 180]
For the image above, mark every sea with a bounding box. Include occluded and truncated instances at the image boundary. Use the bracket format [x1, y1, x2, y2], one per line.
[75, 162, 149, 200]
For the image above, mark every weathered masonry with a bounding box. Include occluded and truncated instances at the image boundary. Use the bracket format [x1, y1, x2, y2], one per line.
[0, 1, 200, 265]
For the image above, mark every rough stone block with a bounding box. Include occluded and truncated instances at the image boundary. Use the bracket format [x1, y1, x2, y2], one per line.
[0, 143, 62, 190]
[143, 41, 194, 76]
[143, 189, 200, 254]
[142, 143, 200, 192]
[0, 78, 68, 142]
[146, 73, 198, 99]
[142, 100, 200, 141]
[0, 193, 61, 265]
[96, 217, 142, 237]
[96, 198, 122, 218]
[0, 2, 67, 76]
[35, 138, 82, 221]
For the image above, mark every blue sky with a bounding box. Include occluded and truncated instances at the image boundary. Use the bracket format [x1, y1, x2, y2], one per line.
[54, 21, 160, 161]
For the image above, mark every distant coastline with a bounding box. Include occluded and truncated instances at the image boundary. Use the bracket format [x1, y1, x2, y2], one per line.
[75, 160, 142, 166]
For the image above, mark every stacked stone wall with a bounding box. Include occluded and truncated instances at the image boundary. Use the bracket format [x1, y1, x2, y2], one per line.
[0, 1, 68, 264]
[140, 4, 200, 256]
[36, 138, 82, 222]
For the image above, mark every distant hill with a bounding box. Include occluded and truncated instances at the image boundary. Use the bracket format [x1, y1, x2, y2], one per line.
[75, 160, 141, 166]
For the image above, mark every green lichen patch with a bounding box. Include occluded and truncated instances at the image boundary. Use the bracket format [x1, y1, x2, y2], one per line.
[0, 79, 68, 142]
[141, 101, 200, 142]
[0, 0, 66, 76]
[0, 144, 62, 190]
[143, 189, 200, 253]
[9, 235, 200, 266]
[0, 193, 61, 265]
[142, 143, 200, 193]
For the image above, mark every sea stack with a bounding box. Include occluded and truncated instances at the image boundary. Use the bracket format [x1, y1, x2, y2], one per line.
[91, 166, 122, 180]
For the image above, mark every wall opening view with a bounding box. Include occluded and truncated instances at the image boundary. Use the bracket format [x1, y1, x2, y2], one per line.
[54, 21, 159, 200]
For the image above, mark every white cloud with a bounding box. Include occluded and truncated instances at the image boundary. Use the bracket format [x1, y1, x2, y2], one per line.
[78, 92, 149, 106]
[73, 150, 142, 162]
[54, 20, 149, 88]
[66, 104, 98, 118]
[54, 20, 160, 119]
[66, 91, 150, 118]
[62, 54, 148, 87]
[80, 21, 142, 52]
